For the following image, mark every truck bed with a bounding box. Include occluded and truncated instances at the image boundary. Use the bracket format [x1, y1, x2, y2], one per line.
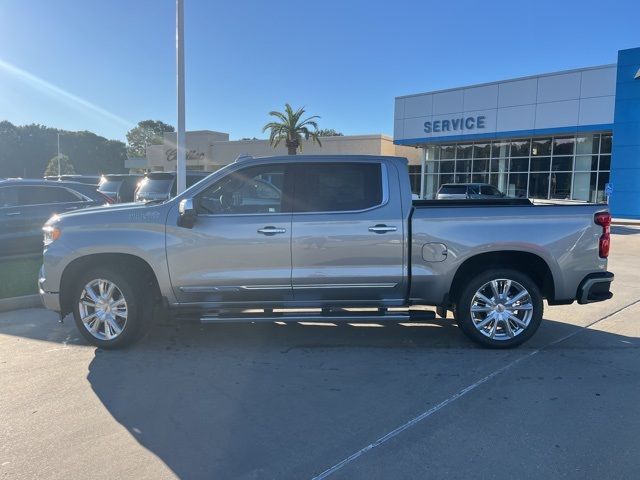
[408, 201, 609, 305]
[413, 198, 533, 207]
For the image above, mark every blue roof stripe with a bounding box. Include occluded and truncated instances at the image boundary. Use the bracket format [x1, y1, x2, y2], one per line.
[394, 124, 614, 145]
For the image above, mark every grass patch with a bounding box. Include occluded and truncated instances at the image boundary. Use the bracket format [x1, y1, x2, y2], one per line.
[0, 255, 42, 299]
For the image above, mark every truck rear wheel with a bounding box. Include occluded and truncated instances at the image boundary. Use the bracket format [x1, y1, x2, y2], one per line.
[455, 269, 543, 348]
[72, 267, 148, 349]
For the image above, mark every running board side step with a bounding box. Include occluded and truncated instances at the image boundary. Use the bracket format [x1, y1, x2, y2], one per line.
[197, 310, 436, 324]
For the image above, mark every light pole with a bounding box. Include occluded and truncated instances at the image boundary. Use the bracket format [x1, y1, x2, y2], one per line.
[176, 0, 186, 194]
[57, 132, 61, 176]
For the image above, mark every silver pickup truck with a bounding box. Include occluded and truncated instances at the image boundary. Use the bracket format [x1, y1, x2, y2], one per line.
[39, 155, 614, 349]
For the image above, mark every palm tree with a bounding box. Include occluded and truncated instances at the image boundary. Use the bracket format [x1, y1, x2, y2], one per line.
[262, 104, 321, 155]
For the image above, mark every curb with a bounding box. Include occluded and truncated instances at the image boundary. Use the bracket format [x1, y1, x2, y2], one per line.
[0, 294, 42, 313]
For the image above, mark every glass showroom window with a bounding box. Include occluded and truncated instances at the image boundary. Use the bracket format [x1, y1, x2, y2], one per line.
[509, 139, 531, 198]
[422, 132, 612, 201]
[572, 133, 610, 202]
[408, 165, 422, 196]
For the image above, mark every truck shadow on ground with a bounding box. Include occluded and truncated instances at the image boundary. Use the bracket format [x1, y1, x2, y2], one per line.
[2, 308, 637, 478]
[81, 317, 637, 479]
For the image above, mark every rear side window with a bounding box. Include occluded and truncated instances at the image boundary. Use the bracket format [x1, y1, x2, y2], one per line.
[0, 186, 19, 207]
[439, 185, 467, 194]
[19, 186, 81, 205]
[293, 163, 383, 213]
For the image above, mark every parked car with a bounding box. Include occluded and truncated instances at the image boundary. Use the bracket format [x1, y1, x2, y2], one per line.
[0, 179, 110, 256]
[135, 171, 209, 202]
[40, 155, 613, 349]
[437, 183, 505, 200]
[97, 174, 142, 203]
[45, 175, 101, 186]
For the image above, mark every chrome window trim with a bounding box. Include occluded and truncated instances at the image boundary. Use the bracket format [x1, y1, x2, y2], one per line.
[196, 161, 389, 218]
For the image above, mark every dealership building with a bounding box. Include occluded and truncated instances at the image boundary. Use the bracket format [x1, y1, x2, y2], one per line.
[129, 131, 422, 177]
[394, 47, 640, 218]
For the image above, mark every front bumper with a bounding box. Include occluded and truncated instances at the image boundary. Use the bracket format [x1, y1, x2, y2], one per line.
[38, 265, 61, 312]
[577, 272, 614, 304]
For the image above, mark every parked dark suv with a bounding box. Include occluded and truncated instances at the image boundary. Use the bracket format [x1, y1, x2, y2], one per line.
[135, 171, 209, 202]
[0, 179, 109, 256]
[97, 174, 142, 203]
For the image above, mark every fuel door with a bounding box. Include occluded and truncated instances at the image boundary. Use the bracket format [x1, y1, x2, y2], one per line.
[422, 242, 448, 262]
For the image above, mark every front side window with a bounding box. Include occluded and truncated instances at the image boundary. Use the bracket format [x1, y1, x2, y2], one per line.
[293, 163, 382, 213]
[197, 165, 285, 215]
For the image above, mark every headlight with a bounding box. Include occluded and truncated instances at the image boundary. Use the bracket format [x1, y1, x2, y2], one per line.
[43, 225, 61, 246]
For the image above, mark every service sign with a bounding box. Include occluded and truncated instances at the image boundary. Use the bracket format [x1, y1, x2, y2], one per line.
[424, 115, 487, 134]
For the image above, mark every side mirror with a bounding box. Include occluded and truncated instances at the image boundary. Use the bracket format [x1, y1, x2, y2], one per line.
[178, 198, 197, 228]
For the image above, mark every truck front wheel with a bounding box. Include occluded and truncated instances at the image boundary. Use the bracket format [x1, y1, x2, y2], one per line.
[455, 269, 543, 348]
[72, 267, 148, 349]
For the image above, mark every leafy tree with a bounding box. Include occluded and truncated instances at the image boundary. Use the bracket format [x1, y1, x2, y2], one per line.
[262, 104, 321, 155]
[126, 120, 175, 157]
[44, 154, 75, 176]
[0, 121, 127, 178]
[317, 128, 343, 137]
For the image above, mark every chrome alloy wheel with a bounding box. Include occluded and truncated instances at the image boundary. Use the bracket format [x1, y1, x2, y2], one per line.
[78, 279, 128, 341]
[469, 278, 533, 340]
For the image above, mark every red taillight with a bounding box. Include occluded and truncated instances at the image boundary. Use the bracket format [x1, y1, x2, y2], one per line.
[594, 212, 611, 258]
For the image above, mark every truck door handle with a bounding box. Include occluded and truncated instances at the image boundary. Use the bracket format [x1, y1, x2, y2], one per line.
[368, 224, 397, 233]
[5, 211, 21, 216]
[65, 206, 79, 211]
[257, 226, 287, 235]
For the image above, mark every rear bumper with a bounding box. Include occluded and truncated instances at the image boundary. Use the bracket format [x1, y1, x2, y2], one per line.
[577, 272, 614, 304]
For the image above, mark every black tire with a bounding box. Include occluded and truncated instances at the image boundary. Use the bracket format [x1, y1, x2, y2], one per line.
[455, 269, 543, 349]
[72, 267, 149, 349]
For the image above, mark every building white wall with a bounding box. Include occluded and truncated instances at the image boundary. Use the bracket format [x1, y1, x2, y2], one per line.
[143, 132, 422, 172]
[394, 65, 617, 143]
[146, 130, 229, 171]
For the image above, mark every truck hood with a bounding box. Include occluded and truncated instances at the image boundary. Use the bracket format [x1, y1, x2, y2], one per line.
[48, 201, 170, 226]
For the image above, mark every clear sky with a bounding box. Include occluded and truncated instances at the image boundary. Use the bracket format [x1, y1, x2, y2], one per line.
[0, 0, 638, 142]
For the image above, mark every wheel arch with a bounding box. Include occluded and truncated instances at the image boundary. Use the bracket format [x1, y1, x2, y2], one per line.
[59, 253, 161, 317]
[449, 251, 556, 308]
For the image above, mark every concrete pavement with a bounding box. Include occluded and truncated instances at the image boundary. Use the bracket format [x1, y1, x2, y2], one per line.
[1, 226, 639, 479]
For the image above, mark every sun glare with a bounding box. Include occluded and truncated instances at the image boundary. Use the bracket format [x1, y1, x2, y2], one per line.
[0, 58, 132, 128]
